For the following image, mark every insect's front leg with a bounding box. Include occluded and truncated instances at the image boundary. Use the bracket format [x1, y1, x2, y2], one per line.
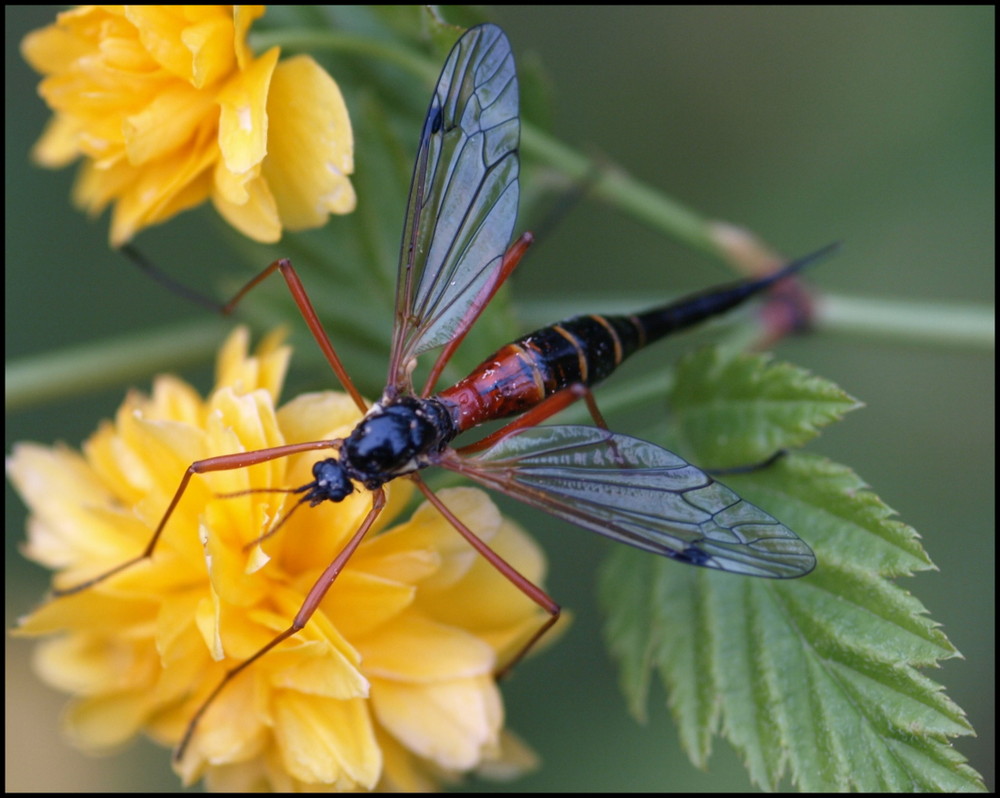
[219, 259, 368, 413]
[174, 487, 388, 762]
[52, 439, 342, 597]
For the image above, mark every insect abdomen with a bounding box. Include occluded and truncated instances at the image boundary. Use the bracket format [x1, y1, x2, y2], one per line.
[438, 314, 643, 430]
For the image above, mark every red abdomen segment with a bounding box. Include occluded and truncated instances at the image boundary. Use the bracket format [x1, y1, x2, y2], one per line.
[437, 314, 644, 431]
[437, 244, 837, 432]
[436, 255, 820, 433]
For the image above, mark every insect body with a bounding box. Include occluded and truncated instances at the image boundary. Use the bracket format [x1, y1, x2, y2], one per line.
[53, 23, 827, 760]
[311, 242, 828, 517]
[437, 250, 827, 430]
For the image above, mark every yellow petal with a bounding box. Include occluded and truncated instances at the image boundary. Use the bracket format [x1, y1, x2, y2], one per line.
[217, 46, 279, 174]
[123, 83, 215, 165]
[34, 634, 152, 695]
[324, 569, 421, 639]
[20, 16, 93, 75]
[64, 690, 152, 750]
[276, 391, 364, 442]
[360, 612, 494, 681]
[100, 134, 217, 246]
[29, 113, 84, 168]
[264, 55, 356, 228]
[211, 163, 282, 242]
[370, 487, 503, 593]
[371, 675, 502, 771]
[125, 6, 235, 88]
[214, 325, 291, 399]
[267, 639, 369, 700]
[7, 442, 116, 568]
[187, 669, 267, 767]
[232, 6, 267, 71]
[418, 517, 549, 630]
[273, 691, 381, 788]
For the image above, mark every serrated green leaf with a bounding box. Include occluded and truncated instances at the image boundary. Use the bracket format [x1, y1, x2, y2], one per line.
[598, 350, 983, 791]
[669, 348, 861, 467]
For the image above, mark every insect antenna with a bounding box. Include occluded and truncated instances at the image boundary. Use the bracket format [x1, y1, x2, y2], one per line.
[214, 484, 318, 550]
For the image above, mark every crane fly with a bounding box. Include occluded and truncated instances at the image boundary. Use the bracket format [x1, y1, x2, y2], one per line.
[53, 24, 827, 760]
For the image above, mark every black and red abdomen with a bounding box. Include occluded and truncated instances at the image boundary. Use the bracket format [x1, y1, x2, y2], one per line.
[434, 248, 831, 435]
[437, 314, 645, 431]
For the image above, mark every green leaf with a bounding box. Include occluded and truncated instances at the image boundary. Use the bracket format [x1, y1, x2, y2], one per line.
[599, 349, 983, 791]
[669, 347, 861, 468]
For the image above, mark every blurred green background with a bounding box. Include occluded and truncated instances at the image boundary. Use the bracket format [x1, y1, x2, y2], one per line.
[6, 5, 993, 792]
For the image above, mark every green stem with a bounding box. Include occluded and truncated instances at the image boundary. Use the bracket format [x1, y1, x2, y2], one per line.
[250, 29, 438, 81]
[257, 28, 720, 258]
[517, 293, 995, 351]
[6, 320, 229, 412]
[11, 30, 992, 411]
[815, 295, 994, 350]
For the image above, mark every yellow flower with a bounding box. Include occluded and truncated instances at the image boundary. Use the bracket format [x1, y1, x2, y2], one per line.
[21, 6, 355, 246]
[8, 327, 550, 791]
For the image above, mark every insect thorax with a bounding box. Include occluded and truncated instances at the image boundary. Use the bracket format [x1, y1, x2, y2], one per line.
[340, 396, 457, 489]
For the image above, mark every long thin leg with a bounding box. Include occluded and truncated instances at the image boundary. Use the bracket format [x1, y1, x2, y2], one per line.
[708, 449, 787, 476]
[412, 477, 560, 678]
[120, 245, 226, 312]
[174, 489, 388, 762]
[52, 439, 343, 597]
[421, 233, 534, 397]
[220, 259, 369, 414]
[121, 247, 368, 413]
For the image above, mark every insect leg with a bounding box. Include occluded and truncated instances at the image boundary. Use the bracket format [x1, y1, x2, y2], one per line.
[51, 439, 342, 597]
[174, 488, 388, 762]
[527, 162, 602, 246]
[576, 384, 610, 430]
[411, 476, 559, 679]
[421, 232, 534, 396]
[216, 259, 368, 413]
[119, 244, 227, 312]
[121, 244, 368, 412]
[707, 448, 787, 476]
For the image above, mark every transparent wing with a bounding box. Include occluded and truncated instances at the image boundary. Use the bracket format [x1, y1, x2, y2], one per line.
[442, 426, 815, 578]
[388, 23, 519, 391]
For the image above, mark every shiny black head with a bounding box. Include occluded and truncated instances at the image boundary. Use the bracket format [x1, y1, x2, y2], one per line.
[300, 458, 354, 504]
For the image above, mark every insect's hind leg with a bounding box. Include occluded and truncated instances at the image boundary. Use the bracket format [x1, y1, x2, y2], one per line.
[707, 449, 787, 477]
[412, 476, 560, 679]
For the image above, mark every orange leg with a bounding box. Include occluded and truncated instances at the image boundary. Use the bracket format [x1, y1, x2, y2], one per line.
[52, 439, 342, 597]
[411, 476, 560, 678]
[219, 259, 369, 413]
[173, 488, 388, 762]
